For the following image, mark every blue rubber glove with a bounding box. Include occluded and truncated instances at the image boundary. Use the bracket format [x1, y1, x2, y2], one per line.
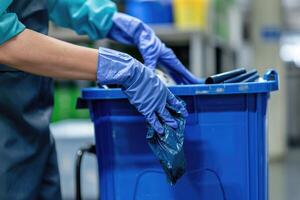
[97, 47, 188, 134]
[107, 12, 201, 85]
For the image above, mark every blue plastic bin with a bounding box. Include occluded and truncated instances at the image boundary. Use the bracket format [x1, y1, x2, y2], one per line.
[78, 70, 278, 200]
[125, 0, 173, 24]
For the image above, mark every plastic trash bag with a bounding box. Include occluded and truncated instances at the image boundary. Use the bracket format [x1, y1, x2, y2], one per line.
[146, 103, 186, 185]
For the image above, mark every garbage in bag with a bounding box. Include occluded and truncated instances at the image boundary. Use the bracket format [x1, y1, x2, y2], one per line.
[146, 103, 186, 185]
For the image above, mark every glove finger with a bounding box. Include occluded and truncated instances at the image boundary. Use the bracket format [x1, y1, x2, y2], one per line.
[157, 108, 178, 129]
[146, 113, 164, 134]
[144, 59, 157, 70]
[139, 31, 162, 70]
[167, 93, 188, 117]
[159, 47, 201, 84]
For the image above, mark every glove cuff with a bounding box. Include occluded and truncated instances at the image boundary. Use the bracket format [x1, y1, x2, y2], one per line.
[96, 47, 138, 87]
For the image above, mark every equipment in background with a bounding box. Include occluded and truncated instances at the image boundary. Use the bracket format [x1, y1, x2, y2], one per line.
[75, 144, 96, 200]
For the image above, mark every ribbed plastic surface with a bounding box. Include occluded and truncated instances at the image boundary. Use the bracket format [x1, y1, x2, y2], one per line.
[79, 70, 278, 200]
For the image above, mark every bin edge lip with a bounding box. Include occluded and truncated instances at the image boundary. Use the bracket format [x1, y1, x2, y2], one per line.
[81, 80, 278, 100]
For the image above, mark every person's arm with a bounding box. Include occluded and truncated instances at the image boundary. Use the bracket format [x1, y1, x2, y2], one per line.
[0, 1, 188, 133]
[48, 0, 116, 39]
[0, 29, 188, 133]
[0, 29, 98, 80]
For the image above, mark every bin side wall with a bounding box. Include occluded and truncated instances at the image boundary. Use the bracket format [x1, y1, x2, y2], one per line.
[89, 93, 269, 200]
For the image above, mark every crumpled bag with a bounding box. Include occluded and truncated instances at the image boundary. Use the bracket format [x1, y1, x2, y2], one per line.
[146, 103, 186, 185]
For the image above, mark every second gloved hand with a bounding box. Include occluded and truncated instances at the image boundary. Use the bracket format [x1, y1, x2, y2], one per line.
[97, 48, 188, 134]
[107, 13, 201, 85]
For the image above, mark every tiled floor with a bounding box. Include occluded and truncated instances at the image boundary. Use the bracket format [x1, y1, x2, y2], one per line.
[269, 148, 300, 200]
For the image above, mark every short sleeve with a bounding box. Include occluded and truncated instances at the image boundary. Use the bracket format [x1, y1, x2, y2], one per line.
[0, 1, 26, 45]
[48, 0, 117, 40]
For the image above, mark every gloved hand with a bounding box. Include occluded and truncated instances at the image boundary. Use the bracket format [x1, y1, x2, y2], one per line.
[97, 47, 188, 134]
[107, 12, 201, 84]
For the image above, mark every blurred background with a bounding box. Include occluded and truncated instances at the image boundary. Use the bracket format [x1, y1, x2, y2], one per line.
[48, 0, 300, 199]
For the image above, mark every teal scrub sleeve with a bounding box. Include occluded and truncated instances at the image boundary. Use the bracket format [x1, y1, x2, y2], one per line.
[0, 0, 12, 15]
[48, 0, 117, 40]
[0, 2, 26, 45]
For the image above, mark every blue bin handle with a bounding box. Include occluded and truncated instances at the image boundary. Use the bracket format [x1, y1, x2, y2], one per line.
[263, 69, 278, 82]
[263, 69, 279, 91]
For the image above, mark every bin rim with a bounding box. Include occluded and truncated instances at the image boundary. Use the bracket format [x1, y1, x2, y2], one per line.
[80, 69, 279, 100]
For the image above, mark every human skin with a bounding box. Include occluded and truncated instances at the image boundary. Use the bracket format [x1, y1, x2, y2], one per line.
[0, 29, 98, 80]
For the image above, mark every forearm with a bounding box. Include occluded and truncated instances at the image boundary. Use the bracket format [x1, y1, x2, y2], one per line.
[0, 29, 98, 81]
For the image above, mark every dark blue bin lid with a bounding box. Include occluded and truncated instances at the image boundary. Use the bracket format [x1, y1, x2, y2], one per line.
[81, 69, 279, 100]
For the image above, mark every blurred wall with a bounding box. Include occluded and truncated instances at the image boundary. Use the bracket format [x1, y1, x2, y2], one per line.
[252, 0, 287, 159]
